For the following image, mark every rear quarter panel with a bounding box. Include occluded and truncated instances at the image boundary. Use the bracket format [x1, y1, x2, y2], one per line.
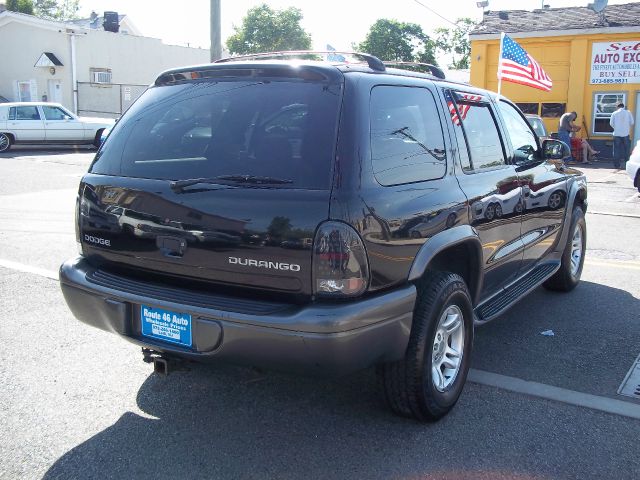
[331, 74, 469, 292]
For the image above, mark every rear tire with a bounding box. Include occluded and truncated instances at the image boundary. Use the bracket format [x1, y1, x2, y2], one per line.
[378, 271, 473, 421]
[0, 133, 11, 153]
[543, 207, 586, 292]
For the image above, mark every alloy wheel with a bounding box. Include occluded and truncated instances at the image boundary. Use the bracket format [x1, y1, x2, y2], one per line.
[570, 222, 584, 277]
[431, 305, 465, 392]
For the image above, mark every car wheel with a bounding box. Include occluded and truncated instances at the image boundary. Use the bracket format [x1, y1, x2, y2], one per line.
[543, 206, 586, 292]
[0, 133, 11, 153]
[378, 271, 473, 421]
[515, 200, 523, 214]
[548, 191, 564, 210]
[410, 230, 422, 239]
[93, 129, 104, 148]
[484, 204, 495, 221]
[494, 203, 503, 218]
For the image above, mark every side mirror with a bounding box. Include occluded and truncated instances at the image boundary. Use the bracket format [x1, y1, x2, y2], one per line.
[543, 139, 571, 160]
[63, 115, 72, 121]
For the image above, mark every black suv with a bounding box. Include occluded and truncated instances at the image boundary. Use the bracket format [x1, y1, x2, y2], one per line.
[60, 52, 587, 421]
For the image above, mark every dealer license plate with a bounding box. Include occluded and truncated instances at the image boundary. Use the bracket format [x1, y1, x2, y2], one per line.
[141, 305, 192, 347]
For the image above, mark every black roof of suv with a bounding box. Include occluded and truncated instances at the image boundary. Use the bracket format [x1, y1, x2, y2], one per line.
[60, 51, 587, 421]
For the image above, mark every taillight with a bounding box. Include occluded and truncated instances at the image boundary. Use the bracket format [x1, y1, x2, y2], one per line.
[76, 195, 83, 256]
[313, 221, 369, 297]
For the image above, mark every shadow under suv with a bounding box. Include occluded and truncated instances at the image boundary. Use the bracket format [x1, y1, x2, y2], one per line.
[60, 52, 587, 421]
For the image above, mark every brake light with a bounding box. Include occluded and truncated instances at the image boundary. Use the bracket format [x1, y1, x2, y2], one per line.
[75, 196, 83, 256]
[312, 221, 369, 297]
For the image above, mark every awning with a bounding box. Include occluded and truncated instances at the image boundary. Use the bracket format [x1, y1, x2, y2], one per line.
[34, 52, 64, 67]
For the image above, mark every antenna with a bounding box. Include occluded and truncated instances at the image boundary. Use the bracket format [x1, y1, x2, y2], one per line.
[587, 0, 608, 13]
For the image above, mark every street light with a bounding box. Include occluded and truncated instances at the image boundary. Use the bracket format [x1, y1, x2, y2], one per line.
[477, 1, 489, 8]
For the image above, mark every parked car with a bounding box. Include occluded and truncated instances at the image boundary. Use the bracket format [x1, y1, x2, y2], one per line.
[627, 140, 640, 193]
[525, 114, 549, 139]
[59, 52, 586, 422]
[0, 102, 114, 152]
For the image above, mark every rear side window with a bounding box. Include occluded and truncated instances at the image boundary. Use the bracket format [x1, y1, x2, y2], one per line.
[10, 106, 41, 120]
[370, 86, 446, 186]
[91, 79, 342, 189]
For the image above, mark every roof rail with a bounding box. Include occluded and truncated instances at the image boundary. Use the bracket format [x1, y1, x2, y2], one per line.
[215, 50, 386, 72]
[382, 62, 446, 80]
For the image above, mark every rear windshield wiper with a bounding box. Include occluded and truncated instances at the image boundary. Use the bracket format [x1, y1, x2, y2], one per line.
[170, 175, 293, 191]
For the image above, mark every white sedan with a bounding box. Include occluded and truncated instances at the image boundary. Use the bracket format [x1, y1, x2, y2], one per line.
[0, 102, 114, 152]
[627, 140, 640, 193]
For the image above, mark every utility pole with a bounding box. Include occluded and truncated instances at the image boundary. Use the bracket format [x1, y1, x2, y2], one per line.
[210, 0, 222, 61]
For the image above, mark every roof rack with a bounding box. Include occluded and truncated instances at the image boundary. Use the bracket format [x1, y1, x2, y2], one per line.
[215, 50, 386, 72]
[382, 62, 446, 79]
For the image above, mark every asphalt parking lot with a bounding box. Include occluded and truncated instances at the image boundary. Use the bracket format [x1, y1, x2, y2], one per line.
[1, 148, 639, 480]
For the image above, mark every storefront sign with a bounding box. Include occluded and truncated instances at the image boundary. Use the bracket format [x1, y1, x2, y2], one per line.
[590, 41, 640, 85]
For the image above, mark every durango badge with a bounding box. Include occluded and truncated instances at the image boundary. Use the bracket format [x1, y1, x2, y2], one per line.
[228, 256, 301, 272]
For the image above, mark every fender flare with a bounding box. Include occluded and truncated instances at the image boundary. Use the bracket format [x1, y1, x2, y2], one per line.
[554, 175, 587, 253]
[408, 224, 484, 304]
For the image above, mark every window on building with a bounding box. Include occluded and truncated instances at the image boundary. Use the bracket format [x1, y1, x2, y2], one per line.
[541, 103, 566, 118]
[91, 68, 113, 85]
[593, 92, 625, 135]
[370, 86, 447, 185]
[515, 103, 539, 115]
[17, 81, 34, 102]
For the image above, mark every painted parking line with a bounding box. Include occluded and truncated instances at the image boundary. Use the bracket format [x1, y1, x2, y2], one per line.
[588, 211, 640, 219]
[0, 259, 58, 280]
[585, 259, 640, 270]
[469, 369, 640, 421]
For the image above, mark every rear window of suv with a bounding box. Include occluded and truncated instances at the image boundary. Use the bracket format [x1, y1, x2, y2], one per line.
[91, 78, 342, 189]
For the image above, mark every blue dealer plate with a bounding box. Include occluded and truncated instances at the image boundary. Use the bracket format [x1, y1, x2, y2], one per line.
[141, 305, 192, 347]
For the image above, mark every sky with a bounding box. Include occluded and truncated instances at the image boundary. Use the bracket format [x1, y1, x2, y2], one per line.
[77, 0, 631, 52]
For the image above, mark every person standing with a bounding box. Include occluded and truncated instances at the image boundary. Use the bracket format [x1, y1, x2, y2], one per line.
[609, 103, 635, 169]
[558, 111, 580, 161]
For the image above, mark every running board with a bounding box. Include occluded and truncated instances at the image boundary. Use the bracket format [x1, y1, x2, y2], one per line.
[474, 262, 560, 324]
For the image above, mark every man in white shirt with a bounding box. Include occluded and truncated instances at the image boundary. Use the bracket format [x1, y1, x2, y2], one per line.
[609, 103, 635, 168]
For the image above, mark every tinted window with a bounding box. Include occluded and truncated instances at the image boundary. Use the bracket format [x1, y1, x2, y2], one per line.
[455, 100, 505, 171]
[370, 86, 446, 185]
[91, 79, 342, 189]
[13, 106, 40, 120]
[42, 106, 70, 120]
[541, 103, 565, 118]
[498, 101, 539, 164]
[515, 102, 539, 115]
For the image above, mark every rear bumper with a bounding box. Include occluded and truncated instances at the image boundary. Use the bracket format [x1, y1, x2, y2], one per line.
[59, 257, 415, 376]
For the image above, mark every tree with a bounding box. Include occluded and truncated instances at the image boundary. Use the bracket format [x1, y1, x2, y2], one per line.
[34, 0, 80, 21]
[435, 18, 476, 69]
[6, 0, 35, 15]
[226, 4, 312, 55]
[357, 19, 437, 65]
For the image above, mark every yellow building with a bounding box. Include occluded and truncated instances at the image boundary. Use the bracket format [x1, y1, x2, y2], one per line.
[469, 3, 640, 155]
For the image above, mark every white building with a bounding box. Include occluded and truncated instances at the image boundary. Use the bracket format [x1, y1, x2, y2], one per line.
[0, 10, 211, 117]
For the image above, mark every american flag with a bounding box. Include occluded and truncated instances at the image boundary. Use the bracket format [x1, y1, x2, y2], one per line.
[498, 34, 552, 92]
[447, 93, 482, 125]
